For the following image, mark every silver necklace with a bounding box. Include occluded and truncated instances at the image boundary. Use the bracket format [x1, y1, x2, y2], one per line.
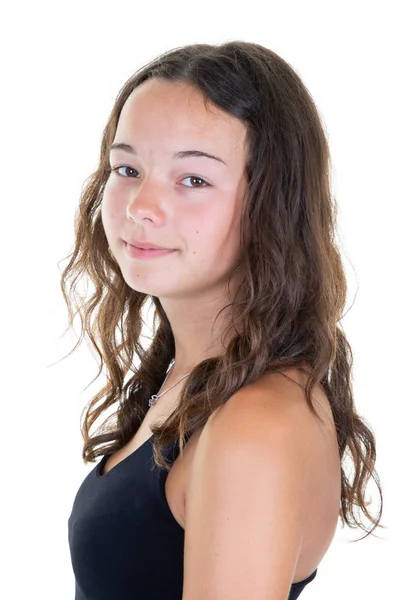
[148, 360, 191, 407]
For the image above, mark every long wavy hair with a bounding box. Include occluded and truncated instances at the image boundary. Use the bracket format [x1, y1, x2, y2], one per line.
[57, 40, 383, 541]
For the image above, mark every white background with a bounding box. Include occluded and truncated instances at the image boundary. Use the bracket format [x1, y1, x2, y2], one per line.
[1, 0, 398, 598]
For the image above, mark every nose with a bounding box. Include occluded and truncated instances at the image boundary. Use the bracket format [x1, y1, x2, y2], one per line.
[126, 178, 167, 224]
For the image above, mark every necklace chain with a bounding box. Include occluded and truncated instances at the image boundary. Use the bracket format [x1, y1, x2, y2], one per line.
[148, 360, 191, 407]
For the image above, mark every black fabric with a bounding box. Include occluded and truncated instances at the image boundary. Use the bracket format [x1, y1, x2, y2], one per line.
[68, 433, 317, 599]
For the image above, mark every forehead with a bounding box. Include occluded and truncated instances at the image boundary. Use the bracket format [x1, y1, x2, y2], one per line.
[115, 78, 247, 158]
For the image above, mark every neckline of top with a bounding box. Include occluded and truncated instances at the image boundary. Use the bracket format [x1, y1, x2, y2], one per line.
[96, 433, 156, 478]
[96, 406, 182, 478]
[291, 568, 318, 587]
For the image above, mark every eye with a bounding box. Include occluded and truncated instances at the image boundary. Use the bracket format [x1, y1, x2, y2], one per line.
[112, 166, 139, 178]
[111, 166, 210, 189]
[180, 175, 210, 189]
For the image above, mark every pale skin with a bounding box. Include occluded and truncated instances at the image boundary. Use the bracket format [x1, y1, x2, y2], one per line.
[102, 77, 248, 384]
[100, 78, 342, 598]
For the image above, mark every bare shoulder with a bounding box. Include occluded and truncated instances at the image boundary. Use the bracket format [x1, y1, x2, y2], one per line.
[202, 365, 341, 517]
[204, 365, 338, 450]
[181, 367, 341, 596]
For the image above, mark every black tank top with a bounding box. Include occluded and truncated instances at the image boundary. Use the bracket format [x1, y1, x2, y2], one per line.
[68, 432, 318, 599]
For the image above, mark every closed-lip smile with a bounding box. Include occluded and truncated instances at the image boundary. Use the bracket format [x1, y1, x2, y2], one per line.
[125, 239, 174, 251]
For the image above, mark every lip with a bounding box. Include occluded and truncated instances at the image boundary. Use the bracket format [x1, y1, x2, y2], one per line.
[125, 239, 173, 250]
[124, 241, 176, 260]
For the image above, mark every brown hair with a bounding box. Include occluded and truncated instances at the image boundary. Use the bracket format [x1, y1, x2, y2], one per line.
[57, 41, 383, 541]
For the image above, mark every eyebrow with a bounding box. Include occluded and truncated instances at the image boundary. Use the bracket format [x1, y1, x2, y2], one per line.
[108, 142, 227, 166]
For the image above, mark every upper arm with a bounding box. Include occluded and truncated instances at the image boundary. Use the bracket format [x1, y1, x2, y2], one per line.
[182, 387, 316, 600]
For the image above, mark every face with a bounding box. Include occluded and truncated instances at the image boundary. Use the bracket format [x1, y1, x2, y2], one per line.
[101, 78, 248, 301]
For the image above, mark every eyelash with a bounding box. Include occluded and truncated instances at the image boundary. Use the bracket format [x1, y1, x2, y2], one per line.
[111, 165, 211, 189]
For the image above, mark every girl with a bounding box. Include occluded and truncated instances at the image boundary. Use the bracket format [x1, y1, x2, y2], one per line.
[65, 41, 383, 599]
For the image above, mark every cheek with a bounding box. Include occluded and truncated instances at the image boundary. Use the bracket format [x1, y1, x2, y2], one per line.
[101, 185, 125, 231]
[184, 207, 240, 264]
